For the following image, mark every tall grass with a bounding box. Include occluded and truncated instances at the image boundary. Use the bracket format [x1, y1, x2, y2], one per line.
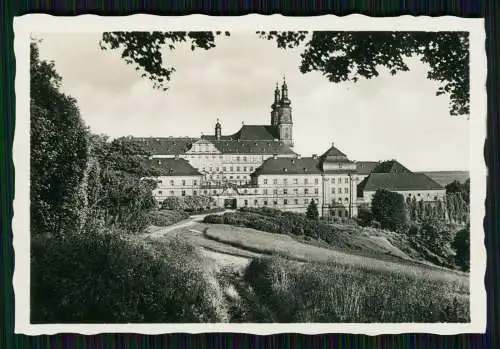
[242, 256, 469, 323]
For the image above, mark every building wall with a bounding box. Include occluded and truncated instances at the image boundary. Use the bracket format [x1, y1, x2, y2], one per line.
[322, 173, 358, 218]
[152, 175, 204, 202]
[254, 173, 322, 214]
[362, 189, 447, 205]
[181, 153, 295, 186]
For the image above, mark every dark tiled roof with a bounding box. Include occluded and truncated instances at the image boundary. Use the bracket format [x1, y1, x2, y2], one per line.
[359, 173, 444, 192]
[145, 158, 202, 176]
[126, 134, 295, 156]
[355, 161, 380, 175]
[417, 171, 470, 186]
[252, 157, 323, 176]
[372, 160, 412, 174]
[125, 137, 197, 155]
[210, 140, 296, 155]
[202, 125, 280, 141]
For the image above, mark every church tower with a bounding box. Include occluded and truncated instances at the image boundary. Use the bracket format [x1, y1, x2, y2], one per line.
[278, 77, 293, 147]
[215, 118, 222, 140]
[270, 83, 280, 126]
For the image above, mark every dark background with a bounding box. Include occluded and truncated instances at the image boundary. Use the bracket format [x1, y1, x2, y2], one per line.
[1, 1, 497, 348]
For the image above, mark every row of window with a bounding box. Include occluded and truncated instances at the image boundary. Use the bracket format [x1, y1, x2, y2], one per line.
[202, 166, 255, 173]
[262, 177, 351, 185]
[157, 190, 219, 196]
[331, 187, 350, 194]
[243, 198, 318, 207]
[262, 188, 320, 195]
[207, 174, 250, 180]
[187, 154, 260, 162]
[158, 179, 198, 186]
[157, 186, 351, 198]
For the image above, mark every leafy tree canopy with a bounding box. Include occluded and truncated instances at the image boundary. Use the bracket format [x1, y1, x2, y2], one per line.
[31, 40, 89, 236]
[371, 189, 408, 231]
[100, 30, 469, 116]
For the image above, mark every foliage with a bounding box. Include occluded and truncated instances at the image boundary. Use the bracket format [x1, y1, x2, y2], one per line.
[418, 218, 455, 261]
[162, 195, 215, 212]
[31, 229, 228, 323]
[370, 189, 408, 231]
[30, 41, 89, 237]
[446, 179, 470, 204]
[452, 225, 470, 272]
[146, 210, 189, 227]
[82, 135, 159, 233]
[100, 31, 230, 91]
[242, 256, 469, 322]
[258, 31, 469, 116]
[306, 199, 319, 220]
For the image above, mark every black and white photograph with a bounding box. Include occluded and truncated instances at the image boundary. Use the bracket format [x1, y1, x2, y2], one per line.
[13, 15, 486, 334]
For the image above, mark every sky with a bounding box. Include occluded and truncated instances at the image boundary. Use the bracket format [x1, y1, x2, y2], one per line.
[35, 32, 470, 171]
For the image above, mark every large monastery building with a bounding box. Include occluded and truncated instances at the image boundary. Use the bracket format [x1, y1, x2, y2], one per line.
[131, 78, 444, 218]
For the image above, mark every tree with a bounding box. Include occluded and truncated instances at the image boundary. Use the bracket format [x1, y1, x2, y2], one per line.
[370, 189, 407, 231]
[30, 40, 89, 236]
[101, 31, 469, 116]
[452, 225, 470, 272]
[84, 135, 160, 233]
[306, 199, 319, 221]
[446, 179, 470, 204]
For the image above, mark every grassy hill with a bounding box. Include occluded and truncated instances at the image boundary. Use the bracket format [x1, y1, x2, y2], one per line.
[196, 208, 469, 322]
[418, 171, 469, 186]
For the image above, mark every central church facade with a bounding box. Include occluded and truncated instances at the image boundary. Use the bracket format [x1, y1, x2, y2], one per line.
[131, 78, 444, 218]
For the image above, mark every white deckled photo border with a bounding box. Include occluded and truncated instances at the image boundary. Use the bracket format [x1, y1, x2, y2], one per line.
[13, 14, 487, 335]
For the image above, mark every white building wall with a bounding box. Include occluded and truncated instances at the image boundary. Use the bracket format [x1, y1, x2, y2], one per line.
[363, 189, 447, 205]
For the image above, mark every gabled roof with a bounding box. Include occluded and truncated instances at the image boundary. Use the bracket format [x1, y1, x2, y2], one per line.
[372, 160, 412, 174]
[359, 172, 444, 192]
[251, 157, 323, 176]
[145, 158, 202, 176]
[202, 125, 280, 141]
[125, 137, 197, 156]
[355, 161, 380, 175]
[319, 143, 346, 159]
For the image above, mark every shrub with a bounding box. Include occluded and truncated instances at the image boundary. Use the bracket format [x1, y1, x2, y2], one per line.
[146, 210, 189, 227]
[162, 196, 215, 212]
[31, 229, 228, 323]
